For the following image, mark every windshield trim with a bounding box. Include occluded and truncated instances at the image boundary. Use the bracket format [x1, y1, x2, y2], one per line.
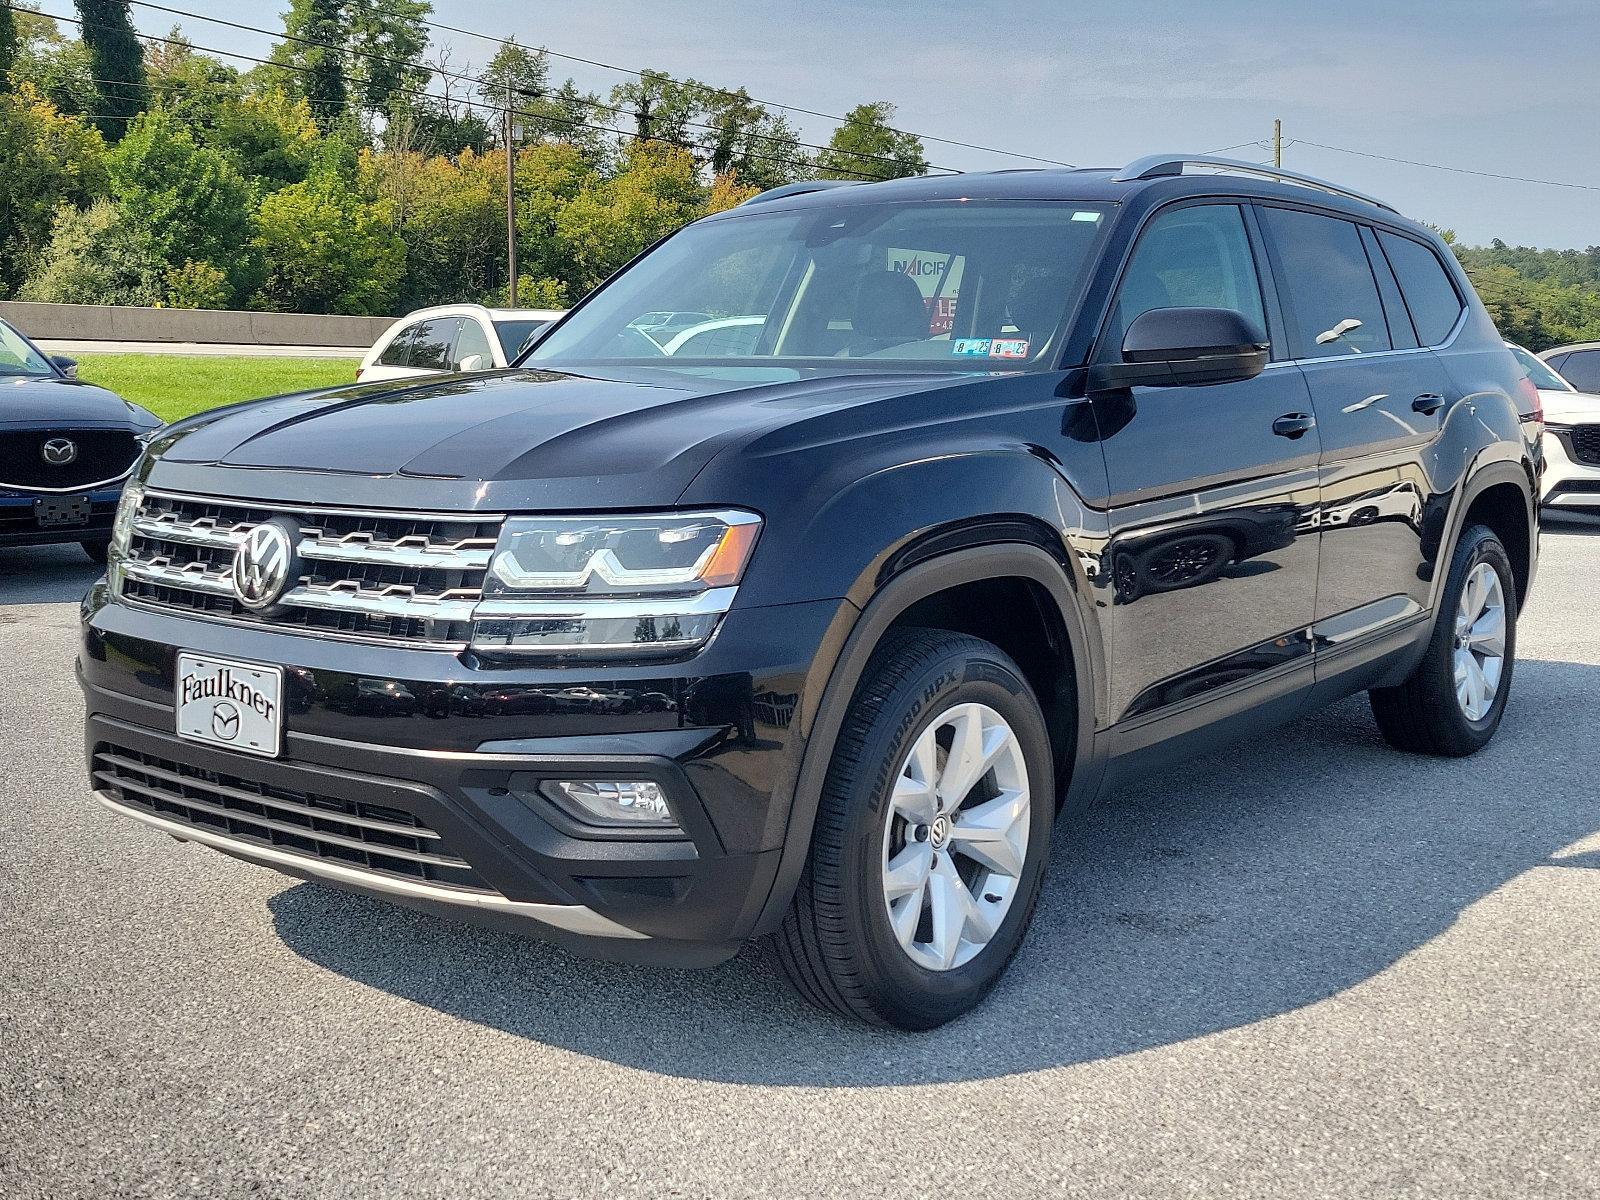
[517, 197, 1115, 375]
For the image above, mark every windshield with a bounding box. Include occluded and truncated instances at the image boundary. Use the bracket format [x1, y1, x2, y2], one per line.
[1509, 344, 1573, 392]
[527, 200, 1111, 373]
[0, 321, 57, 378]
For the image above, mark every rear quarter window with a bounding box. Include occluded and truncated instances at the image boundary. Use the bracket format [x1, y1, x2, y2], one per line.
[1557, 350, 1600, 393]
[377, 323, 418, 366]
[1377, 232, 1465, 347]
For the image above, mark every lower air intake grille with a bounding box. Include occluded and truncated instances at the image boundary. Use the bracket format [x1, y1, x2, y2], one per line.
[92, 745, 492, 894]
[1567, 425, 1600, 466]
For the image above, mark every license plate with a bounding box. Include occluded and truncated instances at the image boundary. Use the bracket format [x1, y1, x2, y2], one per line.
[175, 653, 284, 758]
[35, 494, 92, 527]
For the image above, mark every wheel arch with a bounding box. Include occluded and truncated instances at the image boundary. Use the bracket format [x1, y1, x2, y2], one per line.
[748, 541, 1103, 936]
[1434, 458, 1537, 612]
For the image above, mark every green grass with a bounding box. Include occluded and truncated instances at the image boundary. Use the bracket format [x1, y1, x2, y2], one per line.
[74, 354, 360, 423]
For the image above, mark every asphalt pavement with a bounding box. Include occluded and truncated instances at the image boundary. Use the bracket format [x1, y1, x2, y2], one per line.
[2, 527, 1598, 1199]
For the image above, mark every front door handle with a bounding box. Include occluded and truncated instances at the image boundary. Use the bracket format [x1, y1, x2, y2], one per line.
[1273, 412, 1316, 439]
[1412, 393, 1446, 416]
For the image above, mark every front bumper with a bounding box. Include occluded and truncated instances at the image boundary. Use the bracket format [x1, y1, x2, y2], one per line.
[0, 483, 123, 547]
[1540, 427, 1600, 510]
[80, 580, 845, 965]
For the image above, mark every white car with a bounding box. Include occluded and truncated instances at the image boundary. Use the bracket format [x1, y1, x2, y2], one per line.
[1507, 342, 1600, 515]
[357, 304, 566, 383]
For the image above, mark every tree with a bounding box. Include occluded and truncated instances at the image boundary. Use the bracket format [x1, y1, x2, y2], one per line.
[6, 6, 97, 116]
[251, 171, 404, 313]
[210, 89, 319, 190]
[273, 0, 345, 131]
[107, 109, 255, 297]
[75, 0, 144, 141]
[18, 198, 164, 305]
[346, 0, 430, 115]
[1, 5, 17, 86]
[817, 101, 925, 181]
[0, 83, 106, 292]
[696, 87, 808, 188]
[610, 69, 700, 147]
[555, 140, 705, 294]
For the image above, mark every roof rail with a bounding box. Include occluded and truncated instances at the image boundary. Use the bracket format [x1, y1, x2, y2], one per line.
[741, 179, 866, 206]
[1111, 154, 1399, 214]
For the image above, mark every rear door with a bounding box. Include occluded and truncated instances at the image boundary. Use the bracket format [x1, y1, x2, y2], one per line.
[1092, 201, 1321, 724]
[1256, 204, 1454, 632]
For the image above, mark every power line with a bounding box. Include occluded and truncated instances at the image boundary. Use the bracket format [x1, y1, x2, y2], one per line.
[1292, 137, 1600, 194]
[16, 4, 889, 181]
[343, 0, 1078, 169]
[120, 0, 963, 176]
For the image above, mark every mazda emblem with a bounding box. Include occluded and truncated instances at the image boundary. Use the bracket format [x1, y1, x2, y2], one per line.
[232, 520, 297, 611]
[42, 438, 78, 466]
[211, 701, 241, 741]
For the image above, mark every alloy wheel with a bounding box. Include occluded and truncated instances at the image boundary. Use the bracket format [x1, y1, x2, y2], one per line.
[1453, 561, 1506, 721]
[879, 702, 1031, 972]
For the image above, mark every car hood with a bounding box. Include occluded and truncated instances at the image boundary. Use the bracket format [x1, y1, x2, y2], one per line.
[146, 365, 974, 511]
[1540, 387, 1600, 425]
[0, 375, 157, 430]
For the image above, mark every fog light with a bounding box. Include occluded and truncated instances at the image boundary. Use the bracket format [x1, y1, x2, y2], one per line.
[542, 779, 678, 829]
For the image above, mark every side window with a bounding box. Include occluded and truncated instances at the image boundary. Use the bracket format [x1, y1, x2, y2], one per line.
[1377, 231, 1465, 347]
[1558, 350, 1600, 392]
[409, 318, 460, 371]
[1100, 203, 1266, 359]
[1259, 206, 1391, 357]
[377, 323, 418, 366]
[1360, 226, 1418, 350]
[453, 318, 495, 370]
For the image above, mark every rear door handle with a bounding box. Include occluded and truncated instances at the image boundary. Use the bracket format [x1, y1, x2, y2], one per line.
[1273, 413, 1316, 439]
[1412, 393, 1446, 416]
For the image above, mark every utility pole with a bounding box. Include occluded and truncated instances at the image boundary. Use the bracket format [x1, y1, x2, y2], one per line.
[1272, 118, 1282, 168]
[504, 91, 518, 307]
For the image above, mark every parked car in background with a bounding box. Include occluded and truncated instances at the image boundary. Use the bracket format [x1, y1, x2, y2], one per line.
[1509, 342, 1600, 514]
[0, 318, 160, 562]
[1540, 341, 1600, 394]
[357, 304, 566, 383]
[627, 311, 717, 345]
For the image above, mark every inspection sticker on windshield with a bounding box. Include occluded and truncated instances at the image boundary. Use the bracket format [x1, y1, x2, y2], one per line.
[989, 339, 1030, 359]
[952, 339, 992, 356]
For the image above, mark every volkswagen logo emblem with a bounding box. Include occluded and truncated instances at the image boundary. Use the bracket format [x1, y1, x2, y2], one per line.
[232, 519, 298, 611]
[42, 438, 78, 466]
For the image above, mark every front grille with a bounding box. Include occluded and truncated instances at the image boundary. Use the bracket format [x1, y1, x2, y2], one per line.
[0, 428, 140, 490]
[1566, 425, 1600, 466]
[93, 745, 492, 893]
[120, 491, 501, 647]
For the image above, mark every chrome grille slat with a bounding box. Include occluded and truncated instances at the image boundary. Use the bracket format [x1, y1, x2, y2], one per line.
[119, 491, 501, 647]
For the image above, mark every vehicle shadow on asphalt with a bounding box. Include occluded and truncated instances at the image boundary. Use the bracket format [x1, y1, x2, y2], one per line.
[269, 656, 1600, 1086]
[0, 545, 103, 607]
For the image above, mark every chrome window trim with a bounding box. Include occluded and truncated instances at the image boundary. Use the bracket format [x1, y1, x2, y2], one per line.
[1260, 305, 1469, 370]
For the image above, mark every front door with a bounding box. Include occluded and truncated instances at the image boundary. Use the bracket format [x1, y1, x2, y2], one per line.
[1090, 201, 1322, 724]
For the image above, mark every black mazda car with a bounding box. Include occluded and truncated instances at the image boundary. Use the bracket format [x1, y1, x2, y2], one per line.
[0, 318, 160, 561]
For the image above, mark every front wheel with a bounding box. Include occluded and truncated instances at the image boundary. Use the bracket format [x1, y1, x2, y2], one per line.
[774, 629, 1055, 1029]
[1369, 523, 1516, 756]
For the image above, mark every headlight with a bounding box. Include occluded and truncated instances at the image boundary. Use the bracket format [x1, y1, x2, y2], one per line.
[470, 510, 761, 656]
[106, 482, 144, 588]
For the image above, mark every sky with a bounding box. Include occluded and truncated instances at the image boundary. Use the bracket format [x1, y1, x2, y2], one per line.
[135, 0, 1599, 248]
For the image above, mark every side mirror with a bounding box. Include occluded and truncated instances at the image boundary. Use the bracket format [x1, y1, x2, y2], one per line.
[456, 354, 486, 373]
[52, 355, 79, 378]
[1088, 307, 1269, 391]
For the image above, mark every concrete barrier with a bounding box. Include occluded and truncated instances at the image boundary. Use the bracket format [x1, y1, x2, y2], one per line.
[0, 301, 394, 349]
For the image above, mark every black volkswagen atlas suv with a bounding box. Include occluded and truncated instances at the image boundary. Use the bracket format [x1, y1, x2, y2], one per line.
[80, 155, 1541, 1029]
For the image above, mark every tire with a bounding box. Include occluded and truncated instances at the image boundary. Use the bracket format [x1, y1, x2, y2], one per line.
[773, 628, 1055, 1029]
[80, 539, 110, 564]
[1369, 523, 1516, 756]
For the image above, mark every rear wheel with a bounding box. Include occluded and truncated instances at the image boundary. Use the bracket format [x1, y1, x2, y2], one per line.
[774, 629, 1054, 1029]
[1370, 523, 1516, 756]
